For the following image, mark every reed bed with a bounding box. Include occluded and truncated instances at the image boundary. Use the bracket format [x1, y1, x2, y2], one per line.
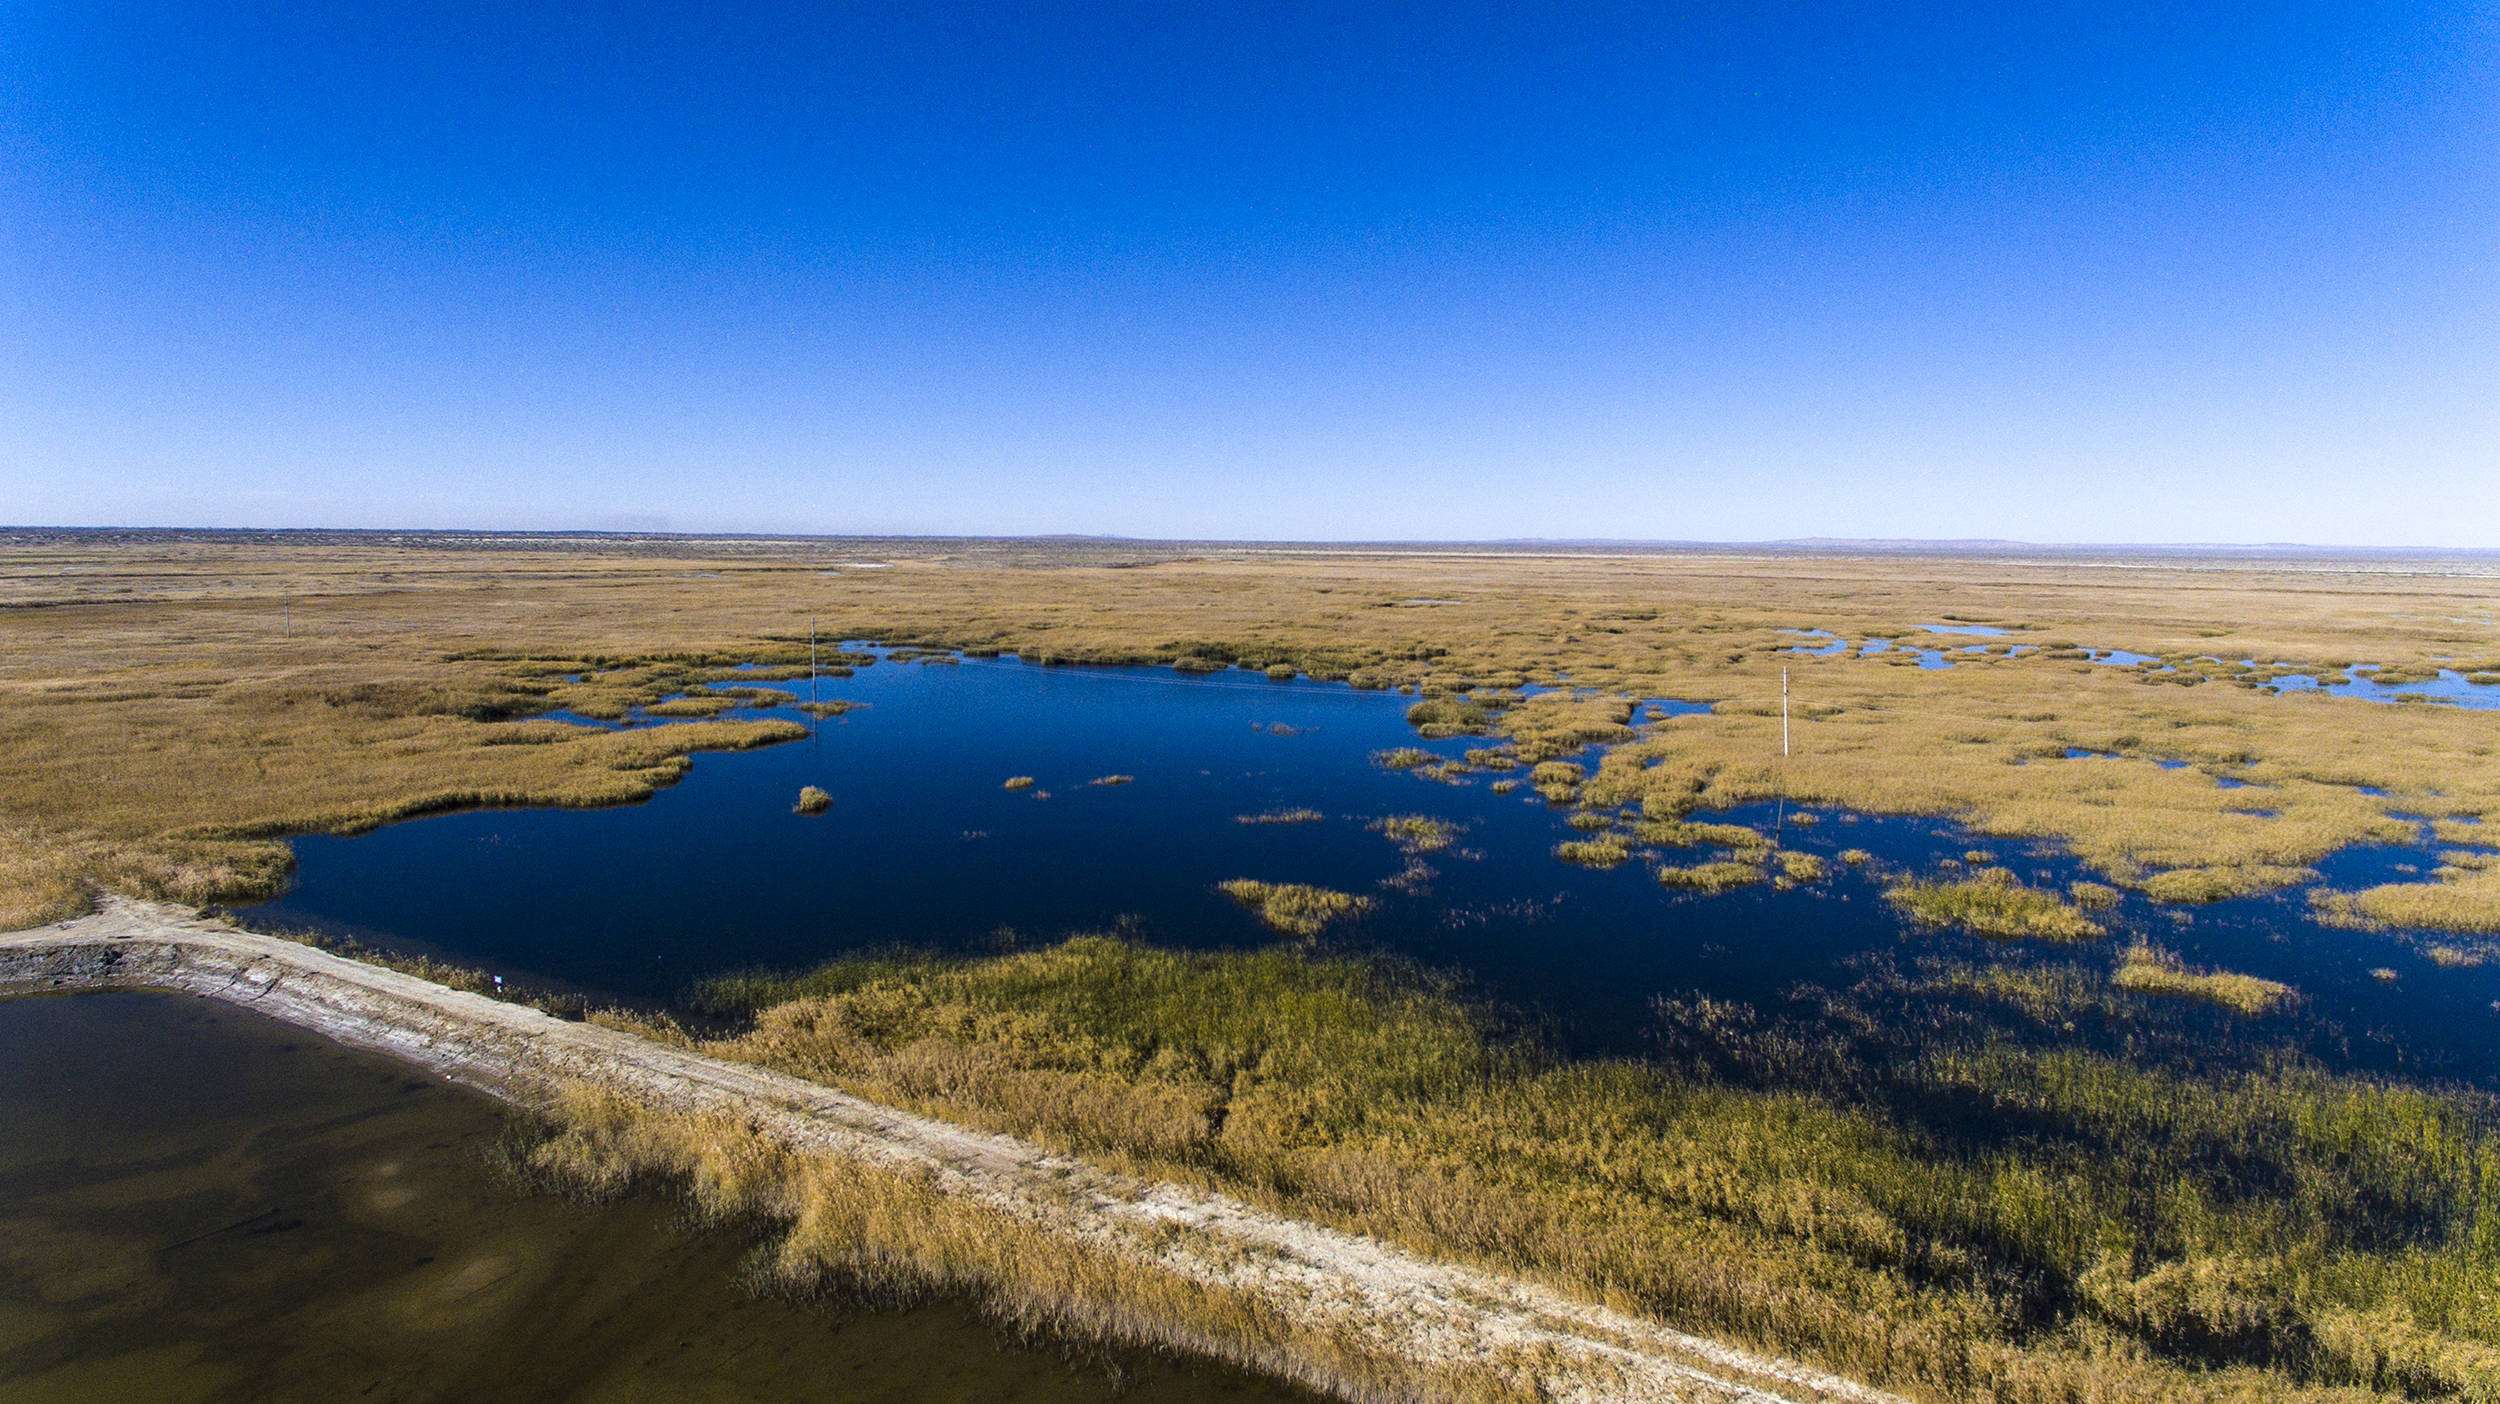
[679, 936, 2500, 1404]
[1404, 697, 1495, 737]
[2113, 944, 2296, 1016]
[1775, 851, 1825, 883]
[1553, 835, 1631, 868]
[1369, 815, 1458, 855]
[1655, 859, 1764, 892]
[1216, 881, 1374, 938]
[1886, 869, 2103, 942]
[508, 1084, 1539, 1404]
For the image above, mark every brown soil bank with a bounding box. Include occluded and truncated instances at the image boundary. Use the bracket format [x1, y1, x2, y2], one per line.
[0, 899, 1895, 1404]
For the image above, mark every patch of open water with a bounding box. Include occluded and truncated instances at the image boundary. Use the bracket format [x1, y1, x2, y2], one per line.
[246, 650, 2500, 1080]
[0, 991, 1306, 1403]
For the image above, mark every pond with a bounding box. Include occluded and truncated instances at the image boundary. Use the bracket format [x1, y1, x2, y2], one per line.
[0, 991, 1316, 1403]
[244, 649, 2500, 1081]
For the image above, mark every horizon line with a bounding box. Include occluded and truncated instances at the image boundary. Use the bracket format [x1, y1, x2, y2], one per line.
[5, 525, 2498, 557]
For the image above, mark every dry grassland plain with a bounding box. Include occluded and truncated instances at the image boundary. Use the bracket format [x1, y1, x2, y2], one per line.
[8, 530, 2500, 1402]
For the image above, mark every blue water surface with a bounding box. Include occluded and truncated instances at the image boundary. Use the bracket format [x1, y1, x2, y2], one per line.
[249, 651, 2500, 1075]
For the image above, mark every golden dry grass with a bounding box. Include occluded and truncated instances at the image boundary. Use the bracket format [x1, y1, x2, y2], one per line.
[1654, 859, 1763, 892]
[1369, 815, 1458, 854]
[2353, 852, 2500, 934]
[1216, 880, 1374, 937]
[1775, 851, 1825, 883]
[795, 785, 832, 814]
[2112, 944, 2296, 1016]
[1886, 868, 2103, 941]
[1552, 835, 1631, 868]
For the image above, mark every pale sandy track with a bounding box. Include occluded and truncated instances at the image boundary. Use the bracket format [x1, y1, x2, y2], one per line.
[1, 899, 1908, 1404]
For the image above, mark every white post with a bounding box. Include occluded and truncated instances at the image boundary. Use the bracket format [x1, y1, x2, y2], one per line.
[1782, 667, 1790, 758]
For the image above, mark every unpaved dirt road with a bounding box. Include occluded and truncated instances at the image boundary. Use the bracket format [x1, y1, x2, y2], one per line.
[1, 899, 1906, 1404]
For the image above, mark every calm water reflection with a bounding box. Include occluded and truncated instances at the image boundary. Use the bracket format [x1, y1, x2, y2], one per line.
[248, 651, 2500, 1076]
[0, 991, 1315, 1404]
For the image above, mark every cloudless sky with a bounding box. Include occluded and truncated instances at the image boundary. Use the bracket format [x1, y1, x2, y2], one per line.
[5, 3, 2496, 542]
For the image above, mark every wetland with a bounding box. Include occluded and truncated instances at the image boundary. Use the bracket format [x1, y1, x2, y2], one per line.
[8, 532, 2500, 1402]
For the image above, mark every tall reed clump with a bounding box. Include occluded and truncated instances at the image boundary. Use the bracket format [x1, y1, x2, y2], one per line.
[1654, 858, 1762, 891]
[685, 937, 2500, 1404]
[1369, 815, 1458, 854]
[1404, 697, 1495, 737]
[1553, 835, 1630, 868]
[794, 785, 832, 814]
[2113, 943, 2295, 1015]
[1887, 867, 2103, 941]
[1216, 880, 1374, 937]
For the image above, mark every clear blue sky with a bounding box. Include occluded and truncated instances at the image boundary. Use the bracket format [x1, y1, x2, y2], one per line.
[5, 3, 2495, 543]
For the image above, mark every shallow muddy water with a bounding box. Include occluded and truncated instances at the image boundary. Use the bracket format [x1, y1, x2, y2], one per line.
[245, 650, 2500, 1077]
[0, 991, 1316, 1404]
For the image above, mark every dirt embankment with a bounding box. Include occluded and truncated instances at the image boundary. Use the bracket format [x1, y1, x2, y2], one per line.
[0, 899, 1903, 1404]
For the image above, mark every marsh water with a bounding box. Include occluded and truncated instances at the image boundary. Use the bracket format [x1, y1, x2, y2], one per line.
[248, 649, 2500, 1078]
[0, 990, 1315, 1404]
[22, 648, 2500, 1400]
